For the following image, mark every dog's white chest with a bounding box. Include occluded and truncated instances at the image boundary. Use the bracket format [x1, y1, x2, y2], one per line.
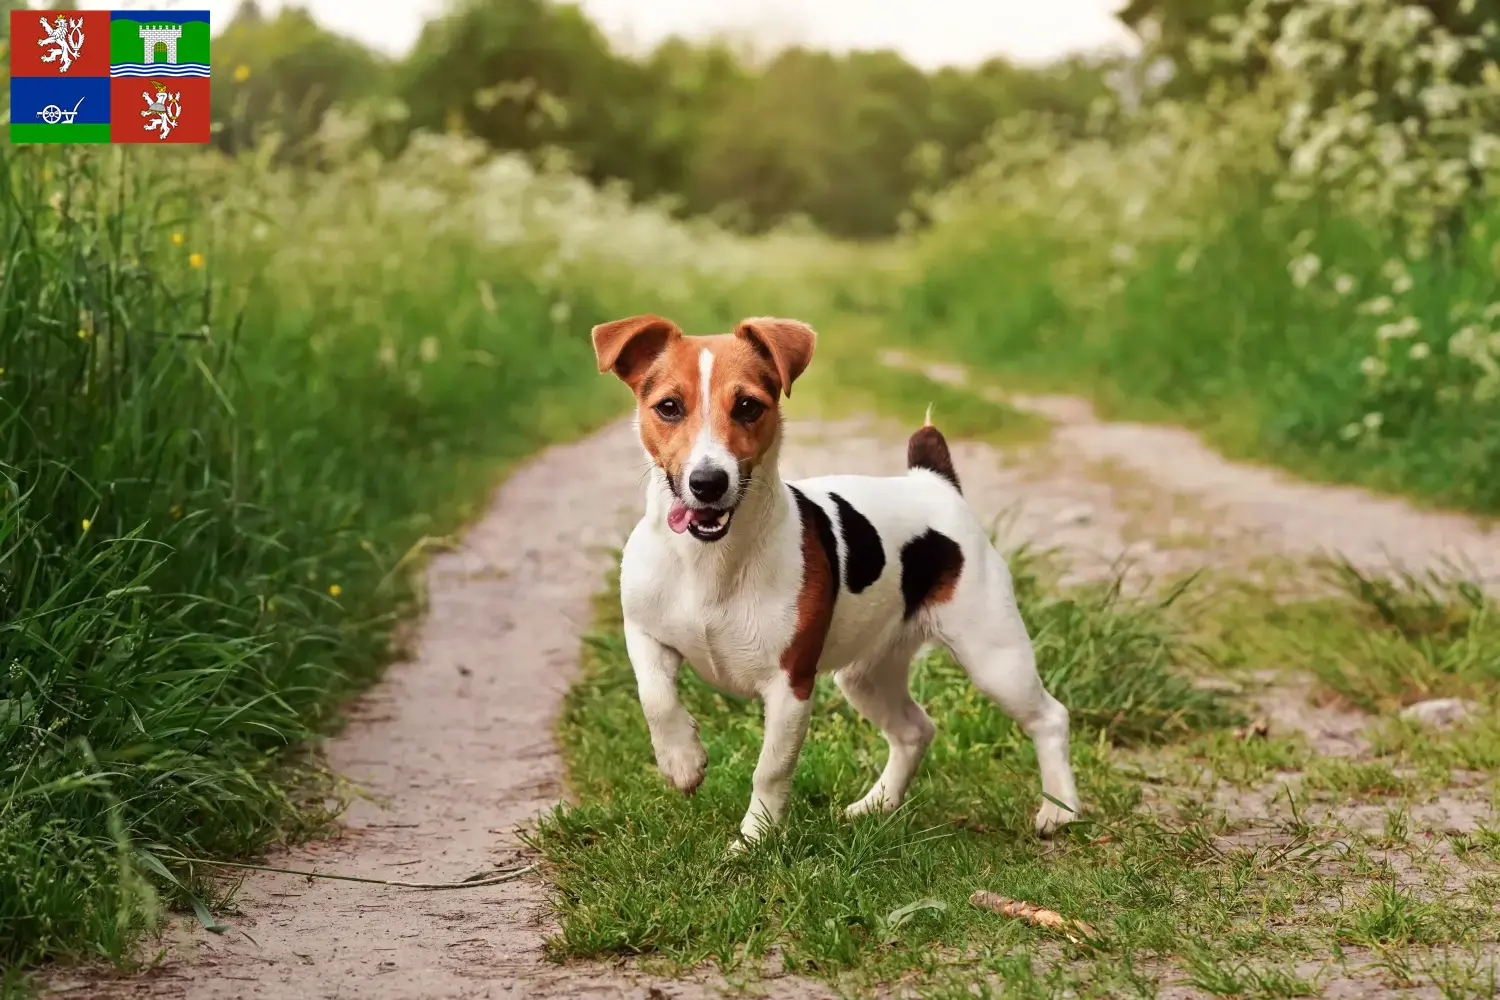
[619, 522, 797, 698]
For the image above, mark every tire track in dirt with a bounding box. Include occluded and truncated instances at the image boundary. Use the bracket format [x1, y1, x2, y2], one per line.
[52, 366, 1500, 998]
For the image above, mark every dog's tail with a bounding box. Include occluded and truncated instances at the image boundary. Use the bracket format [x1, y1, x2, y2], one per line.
[907, 404, 961, 494]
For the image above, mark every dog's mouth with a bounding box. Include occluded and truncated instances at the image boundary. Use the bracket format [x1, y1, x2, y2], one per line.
[667, 499, 735, 542]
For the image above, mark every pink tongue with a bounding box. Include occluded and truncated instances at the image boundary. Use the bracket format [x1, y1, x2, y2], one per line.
[667, 499, 692, 534]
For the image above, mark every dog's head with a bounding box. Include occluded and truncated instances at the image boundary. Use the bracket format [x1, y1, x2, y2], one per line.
[592, 314, 816, 543]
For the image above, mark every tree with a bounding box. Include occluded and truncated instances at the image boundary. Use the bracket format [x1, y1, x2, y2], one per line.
[212, 1, 388, 156]
[398, 0, 657, 187]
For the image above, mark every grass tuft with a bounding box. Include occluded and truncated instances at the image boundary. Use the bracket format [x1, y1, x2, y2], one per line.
[539, 555, 1240, 987]
[1312, 558, 1500, 712]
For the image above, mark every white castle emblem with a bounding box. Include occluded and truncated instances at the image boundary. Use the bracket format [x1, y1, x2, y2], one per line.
[141, 82, 183, 141]
[38, 14, 86, 73]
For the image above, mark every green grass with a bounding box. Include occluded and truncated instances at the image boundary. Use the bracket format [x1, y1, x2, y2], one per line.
[0, 138, 825, 977]
[537, 558, 1248, 991]
[1181, 558, 1500, 716]
[1310, 560, 1500, 713]
[899, 183, 1500, 516]
[539, 541, 1500, 995]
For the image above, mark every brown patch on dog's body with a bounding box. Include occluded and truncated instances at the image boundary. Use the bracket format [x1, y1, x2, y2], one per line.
[781, 486, 839, 700]
[898, 529, 964, 619]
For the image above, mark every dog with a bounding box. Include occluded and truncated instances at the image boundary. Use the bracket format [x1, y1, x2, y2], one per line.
[593, 314, 1079, 848]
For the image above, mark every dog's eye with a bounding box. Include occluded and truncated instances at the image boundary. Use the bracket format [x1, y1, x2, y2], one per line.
[733, 397, 766, 423]
[653, 398, 684, 421]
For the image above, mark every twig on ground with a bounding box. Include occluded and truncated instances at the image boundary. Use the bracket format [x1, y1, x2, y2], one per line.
[156, 853, 536, 890]
[969, 890, 1099, 945]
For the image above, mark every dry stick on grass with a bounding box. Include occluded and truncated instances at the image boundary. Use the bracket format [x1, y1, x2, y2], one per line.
[157, 853, 537, 890]
[969, 890, 1100, 945]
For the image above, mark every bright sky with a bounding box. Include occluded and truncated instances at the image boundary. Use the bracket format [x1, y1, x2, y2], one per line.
[74, 0, 1137, 68]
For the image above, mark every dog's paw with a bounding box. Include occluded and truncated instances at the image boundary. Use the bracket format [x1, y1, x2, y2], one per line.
[843, 788, 897, 819]
[1034, 798, 1079, 838]
[656, 739, 708, 796]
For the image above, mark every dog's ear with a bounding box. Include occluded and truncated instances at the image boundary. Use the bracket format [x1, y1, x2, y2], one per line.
[735, 317, 816, 398]
[591, 315, 681, 390]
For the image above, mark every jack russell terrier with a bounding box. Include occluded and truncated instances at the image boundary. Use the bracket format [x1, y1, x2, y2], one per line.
[593, 314, 1080, 848]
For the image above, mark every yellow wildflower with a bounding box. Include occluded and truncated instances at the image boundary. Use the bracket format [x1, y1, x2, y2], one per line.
[189, 252, 204, 269]
[77, 328, 90, 340]
[328, 584, 342, 597]
[81, 519, 91, 532]
[171, 232, 185, 246]
[234, 64, 251, 82]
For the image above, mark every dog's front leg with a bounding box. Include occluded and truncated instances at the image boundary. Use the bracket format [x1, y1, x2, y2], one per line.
[737, 678, 813, 847]
[624, 620, 707, 795]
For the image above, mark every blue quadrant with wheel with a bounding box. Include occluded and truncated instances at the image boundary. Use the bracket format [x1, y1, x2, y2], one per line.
[12, 75, 111, 126]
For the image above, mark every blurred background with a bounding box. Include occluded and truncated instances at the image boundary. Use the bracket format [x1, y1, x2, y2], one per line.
[4, 0, 1500, 984]
[65, 0, 1137, 238]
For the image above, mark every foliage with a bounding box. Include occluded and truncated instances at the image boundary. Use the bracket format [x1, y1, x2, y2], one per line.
[211, 1, 391, 158]
[0, 121, 834, 973]
[208, 0, 1113, 238]
[902, 0, 1500, 512]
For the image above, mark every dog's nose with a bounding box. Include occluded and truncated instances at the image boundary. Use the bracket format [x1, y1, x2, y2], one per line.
[688, 467, 729, 503]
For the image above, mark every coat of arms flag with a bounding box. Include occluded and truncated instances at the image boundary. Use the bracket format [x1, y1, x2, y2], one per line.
[9, 10, 211, 145]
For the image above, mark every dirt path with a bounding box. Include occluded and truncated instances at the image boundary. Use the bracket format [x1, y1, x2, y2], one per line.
[54, 375, 1500, 999]
[882, 348, 1500, 588]
[60, 421, 757, 1000]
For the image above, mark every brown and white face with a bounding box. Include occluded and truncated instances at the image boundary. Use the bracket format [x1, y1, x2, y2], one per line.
[592, 314, 816, 542]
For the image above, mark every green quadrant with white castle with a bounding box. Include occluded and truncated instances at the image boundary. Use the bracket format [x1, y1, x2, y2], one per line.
[110, 12, 210, 78]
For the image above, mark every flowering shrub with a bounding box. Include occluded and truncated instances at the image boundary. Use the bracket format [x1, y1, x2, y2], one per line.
[903, 0, 1500, 510]
[1202, 0, 1500, 442]
[1200, 0, 1500, 246]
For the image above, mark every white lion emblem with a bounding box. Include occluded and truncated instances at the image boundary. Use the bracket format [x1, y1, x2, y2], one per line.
[38, 14, 86, 74]
[141, 82, 182, 141]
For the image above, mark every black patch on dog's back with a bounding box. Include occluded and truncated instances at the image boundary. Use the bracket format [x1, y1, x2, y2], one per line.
[828, 492, 884, 594]
[788, 484, 840, 606]
[899, 529, 965, 619]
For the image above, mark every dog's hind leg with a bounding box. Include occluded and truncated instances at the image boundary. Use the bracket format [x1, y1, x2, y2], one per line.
[936, 548, 1079, 837]
[835, 638, 933, 817]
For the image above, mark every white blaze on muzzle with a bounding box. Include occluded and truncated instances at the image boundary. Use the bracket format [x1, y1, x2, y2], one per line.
[665, 349, 740, 536]
[684, 348, 739, 500]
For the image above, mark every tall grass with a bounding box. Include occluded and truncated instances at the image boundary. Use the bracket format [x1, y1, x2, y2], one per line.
[0, 123, 835, 972]
[901, 180, 1500, 510]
